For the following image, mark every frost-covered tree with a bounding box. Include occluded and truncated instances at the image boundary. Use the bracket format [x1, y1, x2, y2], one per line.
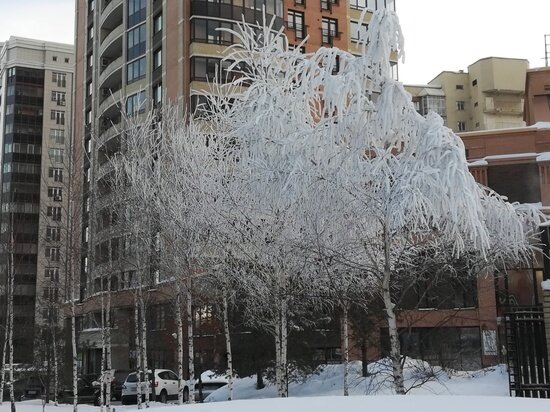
[200, 7, 545, 395]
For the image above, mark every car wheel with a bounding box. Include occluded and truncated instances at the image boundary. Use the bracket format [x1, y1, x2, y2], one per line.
[159, 390, 167, 404]
[121, 396, 130, 405]
[183, 388, 189, 403]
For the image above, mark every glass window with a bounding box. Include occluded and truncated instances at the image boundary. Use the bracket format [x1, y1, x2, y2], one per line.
[127, 57, 146, 84]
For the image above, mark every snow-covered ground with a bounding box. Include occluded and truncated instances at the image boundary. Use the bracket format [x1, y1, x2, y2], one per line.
[1, 361, 542, 412]
[206, 360, 509, 401]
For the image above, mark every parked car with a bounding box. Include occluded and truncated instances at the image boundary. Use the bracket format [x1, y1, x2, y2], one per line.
[98, 369, 129, 401]
[21, 377, 44, 400]
[196, 376, 228, 402]
[121, 369, 188, 404]
[3, 377, 38, 401]
[59, 376, 100, 405]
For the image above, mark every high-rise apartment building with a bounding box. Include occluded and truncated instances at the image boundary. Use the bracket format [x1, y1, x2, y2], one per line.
[73, 0, 396, 374]
[0, 37, 74, 363]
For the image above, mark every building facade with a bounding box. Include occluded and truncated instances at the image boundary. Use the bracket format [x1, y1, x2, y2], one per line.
[524, 66, 550, 126]
[73, 0, 398, 375]
[0, 37, 74, 363]
[406, 57, 528, 134]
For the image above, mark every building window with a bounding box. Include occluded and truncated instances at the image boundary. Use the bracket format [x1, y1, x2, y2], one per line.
[153, 13, 162, 34]
[46, 227, 61, 242]
[45, 247, 61, 262]
[350, 21, 368, 42]
[456, 101, 465, 111]
[153, 83, 162, 105]
[52, 91, 66, 105]
[320, 0, 338, 10]
[153, 48, 162, 70]
[128, 0, 147, 27]
[127, 57, 146, 84]
[127, 23, 146, 61]
[475, 122, 480, 128]
[51, 110, 65, 125]
[151, 306, 166, 330]
[191, 57, 233, 83]
[472, 79, 478, 87]
[88, 26, 94, 40]
[49, 148, 64, 163]
[86, 110, 92, 125]
[65, 57, 70, 63]
[191, 19, 233, 45]
[49, 167, 63, 182]
[126, 91, 146, 115]
[47, 206, 62, 221]
[50, 129, 65, 144]
[456, 84, 464, 90]
[88, 0, 95, 13]
[52, 72, 66, 87]
[83, 226, 89, 243]
[88, 53, 94, 68]
[349, 0, 368, 9]
[457, 121, 466, 132]
[48, 187, 63, 201]
[45, 267, 60, 281]
[53, 56, 58, 62]
[288, 10, 305, 39]
[321, 18, 338, 45]
[474, 102, 479, 107]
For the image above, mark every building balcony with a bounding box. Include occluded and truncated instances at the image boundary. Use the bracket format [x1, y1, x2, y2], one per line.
[286, 23, 307, 41]
[321, 29, 342, 46]
[99, 56, 123, 90]
[97, 119, 122, 147]
[99, 24, 123, 60]
[100, 0, 123, 33]
[98, 89, 123, 118]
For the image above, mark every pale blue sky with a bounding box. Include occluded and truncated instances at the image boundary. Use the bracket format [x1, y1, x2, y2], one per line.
[1, 0, 549, 84]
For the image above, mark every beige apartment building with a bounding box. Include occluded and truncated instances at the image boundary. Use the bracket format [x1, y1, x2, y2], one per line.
[0, 37, 74, 363]
[407, 57, 528, 133]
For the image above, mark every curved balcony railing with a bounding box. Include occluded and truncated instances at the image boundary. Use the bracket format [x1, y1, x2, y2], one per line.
[99, 56, 123, 89]
[100, 0, 123, 29]
[99, 24, 123, 58]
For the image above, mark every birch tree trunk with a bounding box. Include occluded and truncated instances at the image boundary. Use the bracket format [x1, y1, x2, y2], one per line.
[222, 295, 233, 401]
[8, 241, 15, 412]
[382, 226, 405, 395]
[186, 279, 195, 404]
[0, 294, 9, 405]
[175, 292, 184, 405]
[280, 296, 288, 398]
[140, 290, 149, 408]
[134, 296, 142, 410]
[71, 294, 78, 412]
[52, 321, 59, 406]
[342, 305, 349, 397]
[274, 310, 281, 397]
[105, 277, 112, 412]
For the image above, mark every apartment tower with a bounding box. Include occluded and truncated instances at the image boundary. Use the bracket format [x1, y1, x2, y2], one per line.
[74, 0, 396, 374]
[0, 37, 74, 363]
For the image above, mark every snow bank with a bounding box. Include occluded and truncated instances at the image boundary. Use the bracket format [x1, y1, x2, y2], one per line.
[206, 360, 509, 401]
[542, 279, 550, 290]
